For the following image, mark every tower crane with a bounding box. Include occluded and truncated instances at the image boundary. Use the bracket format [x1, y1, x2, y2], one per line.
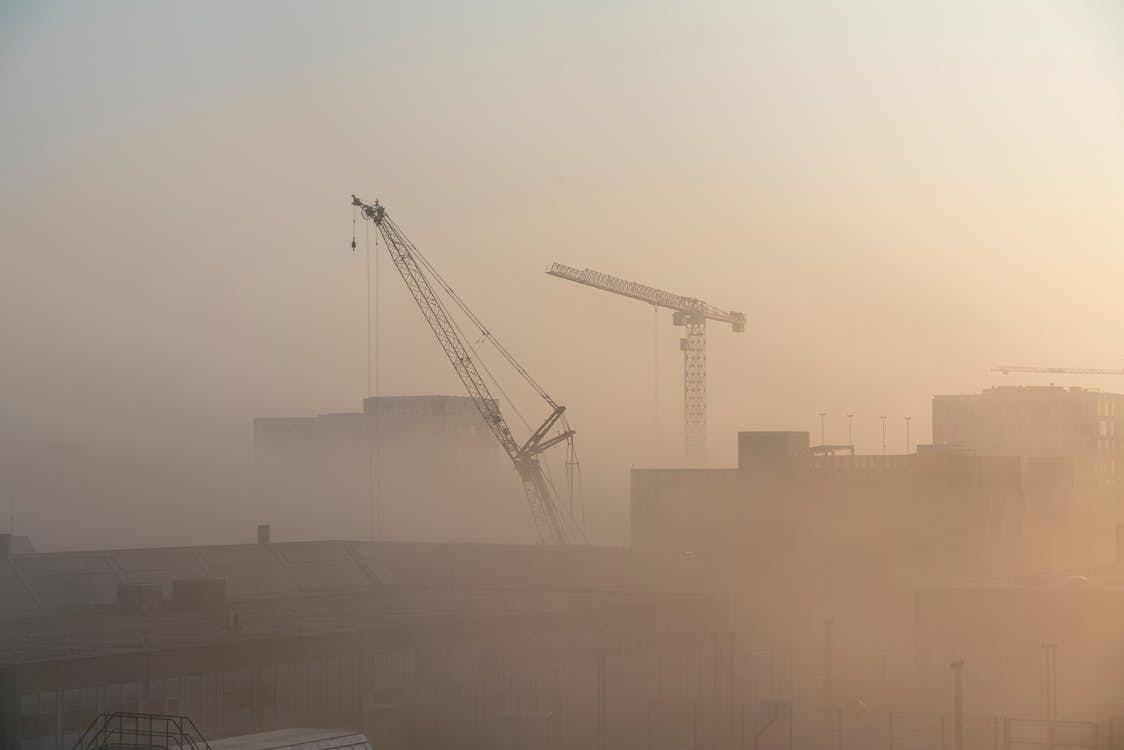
[993, 366, 1124, 376]
[353, 196, 582, 545]
[546, 263, 745, 465]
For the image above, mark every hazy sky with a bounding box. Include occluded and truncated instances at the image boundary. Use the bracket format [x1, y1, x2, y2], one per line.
[3, 1, 1124, 545]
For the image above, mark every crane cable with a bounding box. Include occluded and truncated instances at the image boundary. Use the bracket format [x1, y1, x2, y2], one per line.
[364, 206, 582, 534]
[391, 217, 558, 408]
[376, 218, 537, 438]
[389, 218, 577, 528]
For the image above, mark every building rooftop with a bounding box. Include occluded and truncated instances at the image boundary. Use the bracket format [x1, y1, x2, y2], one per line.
[0, 539, 719, 664]
[0, 581, 718, 665]
[0, 540, 711, 620]
[208, 727, 370, 750]
[929, 561, 1124, 592]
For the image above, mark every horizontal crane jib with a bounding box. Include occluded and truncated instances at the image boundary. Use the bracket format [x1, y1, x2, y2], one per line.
[545, 263, 745, 328]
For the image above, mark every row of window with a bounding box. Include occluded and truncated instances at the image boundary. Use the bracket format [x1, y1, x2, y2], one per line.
[16, 652, 414, 750]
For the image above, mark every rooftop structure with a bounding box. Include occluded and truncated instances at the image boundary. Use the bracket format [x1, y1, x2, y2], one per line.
[933, 385, 1124, 489]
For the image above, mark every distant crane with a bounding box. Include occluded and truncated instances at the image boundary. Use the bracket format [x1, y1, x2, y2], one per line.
[546, 263, 745, 465]
[353, 196, 582, 545]
[993, 366, 1124, 376]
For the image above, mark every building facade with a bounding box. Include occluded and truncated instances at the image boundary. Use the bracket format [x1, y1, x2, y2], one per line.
[933, 386, 1124, 489]
[0, 540, 729, 750]
[253, 396, 531, 543]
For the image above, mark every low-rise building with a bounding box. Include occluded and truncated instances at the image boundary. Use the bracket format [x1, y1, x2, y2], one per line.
[0, 538, 727, 750]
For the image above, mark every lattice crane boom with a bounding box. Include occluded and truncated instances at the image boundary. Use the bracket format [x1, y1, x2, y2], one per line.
[994, 366, 1124, 376]
[545, 263, 745, 466]
[546, 264, 746, 328]
[354, 196, 579, 545]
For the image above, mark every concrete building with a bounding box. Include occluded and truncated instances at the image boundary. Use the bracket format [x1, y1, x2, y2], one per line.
[914, 527, 1124, 723]
[632, 431, 1025, 574]
[0, 538, 728, 750]
[253, 396, 531, 543]
[933, 386, 1124, 490]
[629, 428, 1103, 699]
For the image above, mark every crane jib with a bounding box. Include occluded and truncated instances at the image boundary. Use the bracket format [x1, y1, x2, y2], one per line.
[352, 195, 580, 544]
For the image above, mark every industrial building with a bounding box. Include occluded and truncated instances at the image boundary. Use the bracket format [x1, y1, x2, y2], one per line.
[932, 386, 1124, 490]
[628, 426, 1118, 693]
[914, 525, 1124, 724]
[253, 396, 531, 543]
[0, 536, 728, 750]
[632, 430, 1028, 573]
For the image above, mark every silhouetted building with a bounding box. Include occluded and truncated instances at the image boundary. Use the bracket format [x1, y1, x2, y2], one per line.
[253, 396, 530, 543]
[914, 525, 1124, 720]
[633, 431, 1023, 573]
[933, 386, 1124, 489]
[0, 539, 726, 750]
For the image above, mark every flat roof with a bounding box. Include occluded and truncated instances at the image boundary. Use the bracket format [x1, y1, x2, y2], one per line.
[208, 728, 370, 750]
[924, 561, 1124, 593]
[0, 585, 719, 665]
[0, 540, 711, 620]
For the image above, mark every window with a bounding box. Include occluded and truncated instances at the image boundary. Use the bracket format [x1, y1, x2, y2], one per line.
[308, 661, 324, 712]
[37, 691, 59, 750]
[222, 671, 254, 724]
[276, 663, 292, 716]
[259, 667, 277, 719]
[122, 682, 140, 713]
[202, 674, 219, 725]
[185, 675, 202, 724]
[325, 659, 341, 708]
[340, 657, 358, 706]
[164, 677, 181, 716]
[62, 689, 83, 743]
[293, 663, 309, 714]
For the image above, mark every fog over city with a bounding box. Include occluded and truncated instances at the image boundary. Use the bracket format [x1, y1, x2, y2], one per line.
[3, 3, 1124, 750]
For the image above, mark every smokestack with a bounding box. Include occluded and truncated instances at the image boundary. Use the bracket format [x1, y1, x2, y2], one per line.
[257, 524, 271, 545]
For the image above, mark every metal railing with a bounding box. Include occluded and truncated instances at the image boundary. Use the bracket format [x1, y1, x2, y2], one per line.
[72, 712, 211, 750]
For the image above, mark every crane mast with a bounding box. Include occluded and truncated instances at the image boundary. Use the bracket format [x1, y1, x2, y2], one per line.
[354, 196, 579, 545]
[546, 263, 745, 466]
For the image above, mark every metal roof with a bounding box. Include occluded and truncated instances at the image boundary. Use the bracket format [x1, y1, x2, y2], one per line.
[0, 540, 710, 620]
[208, 728, 371, 750]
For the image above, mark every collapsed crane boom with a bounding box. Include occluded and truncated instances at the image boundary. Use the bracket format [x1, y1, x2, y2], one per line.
[546, 263, 745, 466]
[353, 196, 579, 545]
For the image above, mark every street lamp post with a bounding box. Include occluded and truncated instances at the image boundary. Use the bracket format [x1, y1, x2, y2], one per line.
[1042, 643, 1057, 719]
[824, 618, 834, 711]
[951, 660, 964, 750]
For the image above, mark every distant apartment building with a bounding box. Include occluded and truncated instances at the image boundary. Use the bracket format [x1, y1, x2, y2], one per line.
[932, 386, 1124, 489]
[253, 396, 529, 543]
